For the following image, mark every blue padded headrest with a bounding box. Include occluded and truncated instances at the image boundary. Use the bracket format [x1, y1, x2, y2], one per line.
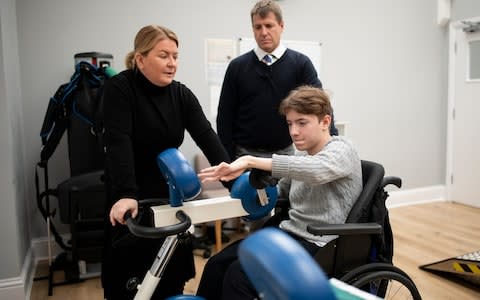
[156, 148, 201, 207]
[238, 228, 336, 300]
[230, 171, 277, 220]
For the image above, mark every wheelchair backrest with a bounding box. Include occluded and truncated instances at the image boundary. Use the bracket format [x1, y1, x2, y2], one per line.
[330, 160, 393, 276]
[346, 160, 385, 223]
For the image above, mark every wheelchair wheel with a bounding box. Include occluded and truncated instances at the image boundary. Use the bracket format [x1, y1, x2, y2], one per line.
[339, 262, 414, 284]
[349, 270, 422, 300]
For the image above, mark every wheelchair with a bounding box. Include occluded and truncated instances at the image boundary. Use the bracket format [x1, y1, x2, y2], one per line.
[272, 160, 422, 299]
[125, 149, 421, 299]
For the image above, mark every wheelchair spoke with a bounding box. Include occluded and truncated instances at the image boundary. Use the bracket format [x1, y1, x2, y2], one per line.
[384, 279, 412, 299]
[351, 270, 422, 300]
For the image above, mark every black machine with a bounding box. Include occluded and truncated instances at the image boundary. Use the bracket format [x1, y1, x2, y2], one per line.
[34, 52, 116, 295]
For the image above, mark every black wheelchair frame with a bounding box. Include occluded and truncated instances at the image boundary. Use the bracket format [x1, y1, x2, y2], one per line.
[305, 160, 422, 299]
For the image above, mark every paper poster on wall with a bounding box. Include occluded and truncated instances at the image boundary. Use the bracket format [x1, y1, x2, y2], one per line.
[205, 39, 237, 118]
[205, 39, 237, 86]
[238, 37, 322, 76]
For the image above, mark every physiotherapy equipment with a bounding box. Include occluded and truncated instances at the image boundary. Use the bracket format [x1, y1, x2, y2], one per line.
[125, 148, 420, 299]
[124, 148, 277, 299]
[151, 149, 277, 229]
[34, 52, 116, 295]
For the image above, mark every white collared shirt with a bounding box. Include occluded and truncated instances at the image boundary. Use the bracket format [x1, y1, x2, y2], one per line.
[254, 44, 287, 65]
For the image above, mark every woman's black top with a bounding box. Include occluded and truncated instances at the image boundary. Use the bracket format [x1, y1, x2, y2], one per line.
[104, 69, 229, 203]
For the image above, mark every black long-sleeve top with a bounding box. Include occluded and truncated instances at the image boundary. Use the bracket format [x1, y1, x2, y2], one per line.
[103, 69, 230, 205]
[217, 49, 337, 159]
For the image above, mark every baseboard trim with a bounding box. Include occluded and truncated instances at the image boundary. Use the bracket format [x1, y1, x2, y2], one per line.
[387, 185, 446, 208]
[31, 234, 69, 262]
[0, 247, 34, 299]
[0, 235, 70, 299]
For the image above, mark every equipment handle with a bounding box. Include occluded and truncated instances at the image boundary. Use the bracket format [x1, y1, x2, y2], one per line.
[125, 210, 191, 239]
[249, 169, 278, 189]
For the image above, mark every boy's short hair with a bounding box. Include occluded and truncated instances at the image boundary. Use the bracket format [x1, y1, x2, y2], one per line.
[279, 85, 332, 120]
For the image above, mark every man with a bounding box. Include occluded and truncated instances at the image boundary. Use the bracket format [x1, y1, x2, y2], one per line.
[217, 0, 338, 161]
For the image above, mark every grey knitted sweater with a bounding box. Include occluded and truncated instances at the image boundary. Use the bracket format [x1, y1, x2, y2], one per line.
[272, 136, 362, 246]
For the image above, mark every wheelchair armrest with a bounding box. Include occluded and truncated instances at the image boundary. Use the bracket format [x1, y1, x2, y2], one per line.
[381, 176, 402, 189]
[307, 223, 382, 236]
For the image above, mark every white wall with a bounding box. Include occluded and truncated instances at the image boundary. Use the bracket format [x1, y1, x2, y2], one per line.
[452, 0, 480, 21]
[3, 0, 479, 291]
[0, 0, 30, 291]
[15, 0, 451, 239]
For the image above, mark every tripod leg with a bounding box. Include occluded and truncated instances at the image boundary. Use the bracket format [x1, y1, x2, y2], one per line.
[47, 217, 54, 296]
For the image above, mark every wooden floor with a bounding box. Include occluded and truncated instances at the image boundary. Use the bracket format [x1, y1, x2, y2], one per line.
[30, 202, 480, 300]
[389, 202, 479, 299]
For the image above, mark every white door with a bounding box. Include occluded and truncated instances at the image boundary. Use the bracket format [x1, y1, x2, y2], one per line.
[447, 19, 480, 207]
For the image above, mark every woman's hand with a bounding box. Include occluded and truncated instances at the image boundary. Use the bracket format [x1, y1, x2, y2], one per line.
[109, 198, 138, 226]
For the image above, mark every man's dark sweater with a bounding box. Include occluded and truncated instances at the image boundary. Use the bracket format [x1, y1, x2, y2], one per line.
[217, 49, 327, 159]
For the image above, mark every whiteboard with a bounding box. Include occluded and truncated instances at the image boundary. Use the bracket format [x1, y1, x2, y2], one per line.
[238, 37, 322, 76]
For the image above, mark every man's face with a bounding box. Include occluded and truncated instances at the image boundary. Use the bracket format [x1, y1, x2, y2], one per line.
[252, 12, 284, 53]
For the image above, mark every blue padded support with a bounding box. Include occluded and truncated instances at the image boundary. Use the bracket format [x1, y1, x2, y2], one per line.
[156, 148, 202, 207]
[165, 295, 205, 300]
[230, 171, 277, 220]
[239, 228, 336, 300]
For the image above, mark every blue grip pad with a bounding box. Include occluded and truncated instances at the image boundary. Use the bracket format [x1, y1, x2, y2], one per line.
[156, 148, 201, 207]
[230, 172, 277, 220]
[239, 228, 336, 300]
[165, 296, 205, 300]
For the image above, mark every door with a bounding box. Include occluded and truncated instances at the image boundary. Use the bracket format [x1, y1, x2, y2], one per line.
[447, 18, 480, 207]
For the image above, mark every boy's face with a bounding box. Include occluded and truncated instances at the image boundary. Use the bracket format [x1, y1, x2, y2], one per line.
[286, 110, 330, 155]
[252, 11, 284, 53]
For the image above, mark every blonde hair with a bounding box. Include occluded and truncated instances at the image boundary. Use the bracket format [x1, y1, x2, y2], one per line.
[125, 25, 179, 69]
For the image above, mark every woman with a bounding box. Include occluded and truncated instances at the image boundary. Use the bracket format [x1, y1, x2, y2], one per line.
[196, 85, 363, 300]
[101, 25, 230, 299]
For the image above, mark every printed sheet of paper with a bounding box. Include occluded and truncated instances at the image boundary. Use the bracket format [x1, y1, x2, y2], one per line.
[205, 39, 237, 118]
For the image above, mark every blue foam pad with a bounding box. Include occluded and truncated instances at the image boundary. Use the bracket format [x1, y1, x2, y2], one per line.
[230, 172, 277, 220]
[239, 228, 336, 300]
[156, 148, 201, 207]
[165, 295, 205, 300]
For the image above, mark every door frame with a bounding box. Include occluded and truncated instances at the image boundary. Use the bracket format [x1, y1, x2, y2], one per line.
[445, 16, 480, 201]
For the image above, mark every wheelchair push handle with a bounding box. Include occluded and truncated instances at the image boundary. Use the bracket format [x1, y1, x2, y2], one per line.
[124, 210, 191, 239]
[382, 176, 402, 189]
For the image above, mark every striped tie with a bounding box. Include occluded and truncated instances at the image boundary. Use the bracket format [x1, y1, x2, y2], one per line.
[262, 54, 272, 65]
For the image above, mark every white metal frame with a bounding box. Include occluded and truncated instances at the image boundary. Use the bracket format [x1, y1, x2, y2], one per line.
[132, 196, 251, 299]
